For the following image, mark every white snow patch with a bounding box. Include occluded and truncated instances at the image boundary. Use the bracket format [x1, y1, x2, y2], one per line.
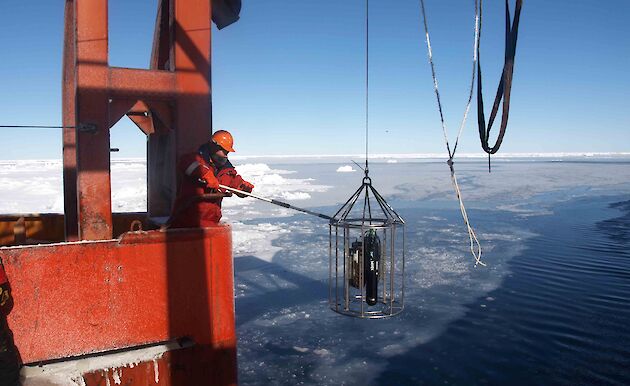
[336, 165, 355, 173]
[231, 222, 290, 262]
[279, 191, 311, 200]
[0, 160, 332, 217]
[222, 163, 330, 211]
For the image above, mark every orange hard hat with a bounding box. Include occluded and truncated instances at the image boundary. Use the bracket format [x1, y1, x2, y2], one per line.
[211, 130, 235, 152]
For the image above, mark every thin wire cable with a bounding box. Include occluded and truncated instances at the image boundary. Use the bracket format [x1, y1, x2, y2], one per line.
[419, 0, 485, 267]
[0, 125, 77, 129]
[352, 160, 366, 172]
[365, 0, 370, 172]
[0, 123, 97, 133]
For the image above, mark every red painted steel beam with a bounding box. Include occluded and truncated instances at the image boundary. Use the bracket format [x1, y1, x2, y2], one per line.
[147, 0, 177, 219]
[151, 0, 174, 71]
[127, 101, 156, 135]
[44, 1, 239, 384]
[109, 67, 178, 100]
[147, 101, 174, 133]
[108, 99, 139, 129]
[2, 226, 236, 369]
[174, 0, 213, 155]
[63, 0, 216, 233]
[62, 0, 79, 241]
[75, 0, 113, 240]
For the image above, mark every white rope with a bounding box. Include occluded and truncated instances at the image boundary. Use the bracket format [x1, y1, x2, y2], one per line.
[420, 0, 485, 267]
[450, 169, 485, 267]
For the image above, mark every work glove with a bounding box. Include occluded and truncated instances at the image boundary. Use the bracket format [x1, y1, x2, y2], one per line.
[235, 181, 253, 198]
[201, 170, 219, 190]
[229, 175, 253, 197]
[239, 180, 254, 193]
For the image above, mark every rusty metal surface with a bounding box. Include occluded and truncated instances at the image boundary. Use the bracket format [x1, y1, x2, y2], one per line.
[151, 0, 174, 72]
[146, 102, 173, 134]
[1, 225, 235, 367]
[109, 99, 139, 129]
[62, 0, 216, 239]
[174, 0, 213, 155]
[62, 0, 79, 241]
[75, 0, 113, 241]
[0, 213, 159, 247]
[127, 101, 156, 135]
[109, 68, 178, 100]
[32, 1, 239, 383]
[0, 214, 65, 246]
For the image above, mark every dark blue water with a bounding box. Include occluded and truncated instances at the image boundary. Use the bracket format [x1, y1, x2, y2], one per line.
[375, 197, 630, 385]
[235, 185, 630, 385]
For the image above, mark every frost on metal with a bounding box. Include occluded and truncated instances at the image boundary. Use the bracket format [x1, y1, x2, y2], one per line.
[21, 341, 179, 386]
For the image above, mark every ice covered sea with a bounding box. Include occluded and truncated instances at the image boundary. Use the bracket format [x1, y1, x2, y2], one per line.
[2, 154, 630, 385]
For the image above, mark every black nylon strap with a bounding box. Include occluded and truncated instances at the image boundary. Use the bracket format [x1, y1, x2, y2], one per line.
[477, 0, 523, 156]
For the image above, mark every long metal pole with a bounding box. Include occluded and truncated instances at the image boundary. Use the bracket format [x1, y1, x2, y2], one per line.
[218, 184, 332, 221]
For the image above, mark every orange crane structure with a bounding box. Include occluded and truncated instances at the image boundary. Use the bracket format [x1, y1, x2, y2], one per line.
[0, 0, 240, 384]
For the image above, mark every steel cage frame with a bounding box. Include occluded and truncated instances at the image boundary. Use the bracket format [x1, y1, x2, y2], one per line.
[328, 177, 405, 319]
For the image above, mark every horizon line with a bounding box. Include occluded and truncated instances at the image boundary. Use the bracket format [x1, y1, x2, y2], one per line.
[1, 151, 630, 163]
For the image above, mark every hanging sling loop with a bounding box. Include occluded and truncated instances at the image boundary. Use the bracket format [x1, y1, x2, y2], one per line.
[477, 0, 523, 171]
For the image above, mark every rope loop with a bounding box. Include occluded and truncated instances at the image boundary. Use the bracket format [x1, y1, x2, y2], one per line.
[419, 0, 485, 266]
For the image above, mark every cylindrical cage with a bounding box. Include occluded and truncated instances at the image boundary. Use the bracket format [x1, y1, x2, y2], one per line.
[328, 177, 405, 318]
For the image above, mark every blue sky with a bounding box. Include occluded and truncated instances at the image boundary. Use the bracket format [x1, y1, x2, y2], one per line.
[0, 1, 628, 159]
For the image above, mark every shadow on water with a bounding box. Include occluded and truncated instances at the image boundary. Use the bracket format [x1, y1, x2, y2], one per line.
[375, 198, 630, 386]
[234, 255, 328, 328]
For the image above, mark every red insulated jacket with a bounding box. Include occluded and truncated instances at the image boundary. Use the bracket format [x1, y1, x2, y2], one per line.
[0, 264, 7, 287]
[169, 149, 248, 228]
[0, 262, 9, 310]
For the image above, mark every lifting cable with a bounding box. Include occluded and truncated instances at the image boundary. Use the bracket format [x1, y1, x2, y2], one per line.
[362, 0, 373, 224]
[419, 0, 485, 266]
[477, 0, 523, 171]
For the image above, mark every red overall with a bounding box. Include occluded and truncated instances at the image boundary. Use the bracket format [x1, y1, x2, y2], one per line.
[169, 151, 249, 228]
[0, 262, 9, 311]
[0, 266, 6, 287]
[0, 261, 18, 385]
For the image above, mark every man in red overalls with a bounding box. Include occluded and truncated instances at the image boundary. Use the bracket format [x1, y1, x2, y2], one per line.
[169, 130, 254, 228]
[0, 261, 19, 386]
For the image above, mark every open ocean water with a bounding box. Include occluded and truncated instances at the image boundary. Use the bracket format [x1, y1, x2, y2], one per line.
[232, 159, 630, 386]
[374, 196, 630, 385]
[2, 156, 630, 385]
